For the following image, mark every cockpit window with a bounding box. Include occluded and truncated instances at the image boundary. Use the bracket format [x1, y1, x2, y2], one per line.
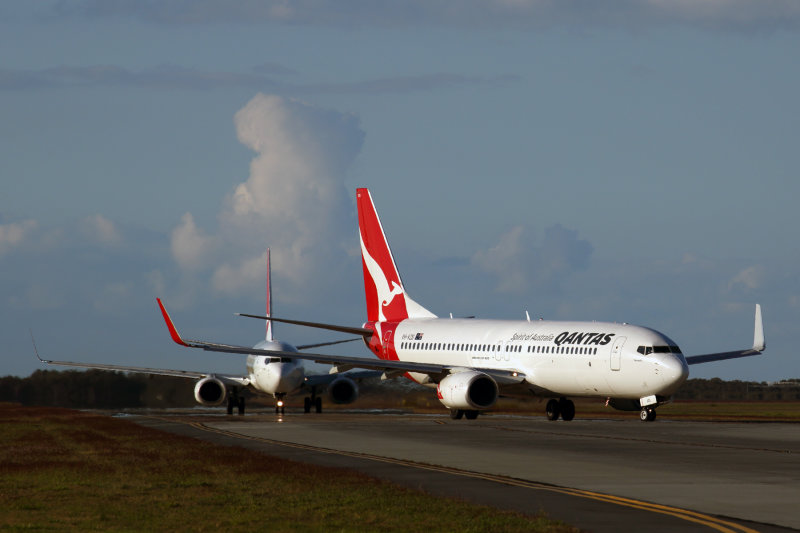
[637, 345, 682, 355]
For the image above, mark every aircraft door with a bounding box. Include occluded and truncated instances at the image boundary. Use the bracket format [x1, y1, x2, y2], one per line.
[383, 329, 393, 358]
[610, 336, 626, 371]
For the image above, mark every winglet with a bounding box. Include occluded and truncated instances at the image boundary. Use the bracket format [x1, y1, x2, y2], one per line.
[30, 330, 49, 363]
[753, 303, 765, 352]
[156, 298, 190, 347]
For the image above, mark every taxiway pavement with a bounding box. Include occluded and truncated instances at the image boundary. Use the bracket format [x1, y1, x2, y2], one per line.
[137, 411, 799, 532]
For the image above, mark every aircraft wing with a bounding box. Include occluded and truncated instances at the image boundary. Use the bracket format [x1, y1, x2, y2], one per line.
[159, 299, 526, 385]
[303, 369, 382, 387]
[32, 333, 249, 385]
[296, 337, 362, 350]
[685, 304, 765, 365]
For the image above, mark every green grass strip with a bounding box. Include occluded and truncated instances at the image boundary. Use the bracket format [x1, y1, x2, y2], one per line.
[0, 405, 576, 532]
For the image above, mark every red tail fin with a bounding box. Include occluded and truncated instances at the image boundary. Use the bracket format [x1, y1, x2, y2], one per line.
[356, 188, 435, 323]
[265, 248, 273, 341]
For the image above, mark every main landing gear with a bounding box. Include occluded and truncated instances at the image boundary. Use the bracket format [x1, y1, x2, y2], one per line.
[303, 386, 323, 413]
[545, 398, 575, 421]
[449, 409, 479, 420]
[227, 395, 245, 416]
[640, 407, 657, 422]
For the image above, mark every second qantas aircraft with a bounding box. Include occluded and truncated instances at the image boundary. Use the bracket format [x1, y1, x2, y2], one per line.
[159, 188, 765, 421]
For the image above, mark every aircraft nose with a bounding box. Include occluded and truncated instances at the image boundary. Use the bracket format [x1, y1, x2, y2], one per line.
[660, 354, 690, 393]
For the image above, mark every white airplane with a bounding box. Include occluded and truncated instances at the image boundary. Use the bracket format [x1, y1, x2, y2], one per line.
[160, 188, 766, 422]
[36, 249, 365, 415]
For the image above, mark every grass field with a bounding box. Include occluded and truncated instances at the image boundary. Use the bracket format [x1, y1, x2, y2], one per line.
[0, 404, 576, 532]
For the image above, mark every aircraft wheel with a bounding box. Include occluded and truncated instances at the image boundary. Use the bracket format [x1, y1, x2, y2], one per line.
[315, 396, 322, 414]
[546, 399, 560, 421]
[226, 397, 235, 415]
[237, 397, 245, 416]
[640, 408, 657, 422]
[450, 409, 464, 420]
[303, 397, 311, 413]
[464, 410, 479, 420]
[559, 398, 575, 421]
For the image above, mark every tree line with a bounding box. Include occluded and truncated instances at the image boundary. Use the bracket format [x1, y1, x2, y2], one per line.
[675, 377, 800, 401]
[0, 370, 196, 409]
[1, 370, 798, 409]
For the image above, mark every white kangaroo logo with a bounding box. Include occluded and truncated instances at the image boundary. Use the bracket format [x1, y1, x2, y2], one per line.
[360, 233, 405, 323]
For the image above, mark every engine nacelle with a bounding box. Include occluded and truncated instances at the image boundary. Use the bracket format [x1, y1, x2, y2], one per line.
[436, 371, 498, 410]
[194, 377, 227, 406]
[327, 376, 359, 404]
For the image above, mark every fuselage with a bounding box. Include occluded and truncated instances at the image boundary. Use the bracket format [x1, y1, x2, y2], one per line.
[246, 339, 304, 396]
[364, 318, 690, 400]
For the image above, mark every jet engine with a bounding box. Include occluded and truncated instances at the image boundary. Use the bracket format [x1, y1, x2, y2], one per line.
[327, 376, 359, 404]
[436, 371, 498, 410]
[194, 377, 227, 406]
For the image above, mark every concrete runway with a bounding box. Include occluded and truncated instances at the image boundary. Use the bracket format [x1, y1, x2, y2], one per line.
[136, 411, 799, 533]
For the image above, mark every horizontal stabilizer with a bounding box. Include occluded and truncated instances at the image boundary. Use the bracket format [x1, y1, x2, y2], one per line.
[236, 313, 373, 336]
[296, 337, 363, 350]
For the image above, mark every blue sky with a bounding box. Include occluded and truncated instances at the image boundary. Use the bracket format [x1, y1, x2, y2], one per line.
[1, 1, 798, 382]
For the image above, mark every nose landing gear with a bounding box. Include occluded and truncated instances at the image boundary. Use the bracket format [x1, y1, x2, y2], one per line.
[275, 394, 286, 415]
[640, 407, 657, 422]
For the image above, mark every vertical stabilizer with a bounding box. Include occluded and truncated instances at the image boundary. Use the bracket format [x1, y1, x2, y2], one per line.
[356, 188, 435, 322]
[265, 248, 273, 341]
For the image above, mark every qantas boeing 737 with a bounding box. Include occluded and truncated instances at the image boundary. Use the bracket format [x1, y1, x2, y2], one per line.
[36, 249, 366, 415]
[156, 188, 765, 422]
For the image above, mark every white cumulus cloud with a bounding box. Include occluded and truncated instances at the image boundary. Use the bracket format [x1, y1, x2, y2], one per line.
[170, 212, 215, 271]
[0, 219, 37, 255]
[472, 223, 593, 294]
[171, 93, 365, 299]
[472, 226, 528, 293]
[80, 214, 121, 245]
[728, 265, 764, 292]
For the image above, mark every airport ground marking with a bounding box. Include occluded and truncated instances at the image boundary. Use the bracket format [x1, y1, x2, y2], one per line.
[479, 421, 795, 455]
[142, 415, 760, 533]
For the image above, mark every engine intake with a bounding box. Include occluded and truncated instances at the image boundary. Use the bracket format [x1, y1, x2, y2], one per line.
[328, 376, 359, 404]
[194, 377, 227, 406]
[437, 371, 498, 410]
